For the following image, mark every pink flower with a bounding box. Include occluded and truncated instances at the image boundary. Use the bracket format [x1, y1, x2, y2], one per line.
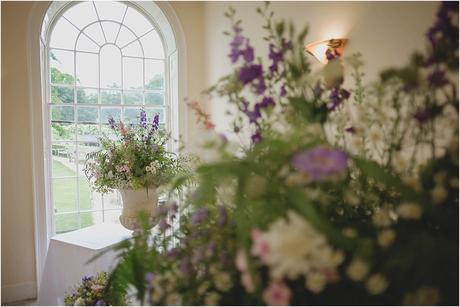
[250, 229, 270, 263]
[119, 122, 126, 136]
[262, 282, 292, 306]
[241, 272, 255, 293]
[235, 249, 248, 272]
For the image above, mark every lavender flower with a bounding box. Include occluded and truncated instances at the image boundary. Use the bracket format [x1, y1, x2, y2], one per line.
[139, 110, 147, 128]
[191, 208, 209, 225]
[152, 113, 160, 131]
[313, 82, 323, 99]
[108, 117, 117, 130]
[280, 85, 287, 97]
[242, 45, 255, 63]
[427, 69, 449, 88]
[239, 64, 263, 85]
[269, 44, 283, 73]
[95, 300, 105, 306]
[328, 87, 350, 111]
[414, 108, 432, 125]
[251, 132, 262, 145]
[292, 147, 348, 181]
[218, 206, 228, 227]
[158, 218, 170, 233]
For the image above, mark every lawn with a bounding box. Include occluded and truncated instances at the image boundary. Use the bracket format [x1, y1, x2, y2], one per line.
[53, 160, 94, 233]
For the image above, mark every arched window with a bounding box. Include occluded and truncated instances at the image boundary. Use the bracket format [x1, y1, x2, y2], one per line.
[41, 1, 180, 234]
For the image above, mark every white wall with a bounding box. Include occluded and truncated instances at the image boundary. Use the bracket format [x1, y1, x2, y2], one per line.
[204, 1, 438, 135]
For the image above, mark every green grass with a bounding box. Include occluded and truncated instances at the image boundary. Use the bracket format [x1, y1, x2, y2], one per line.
[53, 160, 94, 233]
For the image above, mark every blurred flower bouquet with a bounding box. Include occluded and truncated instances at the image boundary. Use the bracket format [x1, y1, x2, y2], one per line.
[97, 2, 458, 305]
[64, 272, 129, 306]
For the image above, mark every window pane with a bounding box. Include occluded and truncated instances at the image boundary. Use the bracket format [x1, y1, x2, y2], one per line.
[145, 92, 164, 106]
[100, 107, 122, 124]
[76, 53, 99, 87]
[103, 210, 122, 224]
[100, 44, 122, 89]
[140, 30, 165, 59]
[77, 142, 100, 171]
[122, 41, 143, 57]
[76, 88, 98, 104]
[123, 57, 143, 89]
[51, 105, 74, 122]
[101, 89, 122, 104]
[81, 211, 98, 228]
[50, 49, 74, 85]
[77, 106, 98, 123]
[77, 124, 99, 143]
[95, 1, 127, 23]
[116, 25, 136, 48]
[123, 7, 153, 36]
[145, 108, 165, 123]
[123, 91, 142, 105]
[76, 34, 100, 53]
[63, 2, 98, 30]
[101, 21, 121, 44]
[55, 213, 79, 234]
[51, 86, 74, 104]
[123, 107, 143, 124]
[79, 177, 103, 211]
[53, 178, 77, 213]
[51, 123, 75, 141]
[101, 124, 118, 141]
[83, 23, 106, 46]
[103, 191, 122, 210]
[52, 143, 77, 175]
[145, 59, 164, 90]
[50, 18, 79, 50]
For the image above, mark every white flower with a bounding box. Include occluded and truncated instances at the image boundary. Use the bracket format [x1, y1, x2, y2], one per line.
[377, 229, 396, 248]
[197, 281, 210, 296]
[262, 210, 341, 281]
[372, 209, 392, 227]
[431, 185, 448, 205]
[74, 298, 85, 306]
[346, 259, 369, 282]
[366, 274, 388, 295]
[391, 152, 409, 173]
[368, 125, 384, 143]
[152, 286, 164, 303]
[214, 272, 232, 291]
[305, 271, 327, 293]
[204, 291, 220, 306]
[342, 227, 357, 238]
[349, 136, 364, 153]
[397, 202, 422, 219]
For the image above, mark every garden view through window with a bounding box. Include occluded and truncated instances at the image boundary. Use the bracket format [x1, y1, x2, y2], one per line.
[49, 1, 167, 233]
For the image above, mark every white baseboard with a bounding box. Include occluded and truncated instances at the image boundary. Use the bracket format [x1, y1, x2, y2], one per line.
[1, 281, 37, 304]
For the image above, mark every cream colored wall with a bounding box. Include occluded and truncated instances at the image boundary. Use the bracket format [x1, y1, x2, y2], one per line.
[0, 0, 439, 303]
[1, 1, 38, 302]
[203, 1, 438, 135]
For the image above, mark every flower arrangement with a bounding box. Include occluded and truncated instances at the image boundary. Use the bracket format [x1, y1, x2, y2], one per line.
[84, 110, 189, 193]
[96, 2, 458, 306]
[64, 272, 128, 306]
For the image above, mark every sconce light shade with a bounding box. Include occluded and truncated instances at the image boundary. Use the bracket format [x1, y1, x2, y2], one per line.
[304, 38, 349, 64]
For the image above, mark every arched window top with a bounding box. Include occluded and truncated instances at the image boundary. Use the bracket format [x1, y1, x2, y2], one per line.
[41, 1, 177, 57]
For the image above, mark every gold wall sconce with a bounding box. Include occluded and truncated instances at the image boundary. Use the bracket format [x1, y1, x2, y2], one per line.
[304, 38, 349, 64]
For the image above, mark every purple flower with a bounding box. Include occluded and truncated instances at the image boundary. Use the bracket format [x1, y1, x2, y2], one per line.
[427, 69, 449, 88]
[206, 241, 217, 257]
[328, 87, 350, 111]
[139, 110, 147, 128]
[179, 258, 191, 276]
[95, 300, 105, 306]
[158, 218, 170, 233]
[251, 132, 262, 145]
[280, 85, 287, 97]
[326, 49, 336, 61]
[414, 108, 432, 125]
[152, 113, 160, 131]
[108, 117, 117, 130]
[255, 77, 266, 95]
[292, 147, 348, 181]
[191, 208, 209, 225]
[229, 48, 241, 63]
[239, 64, 263, 85]
[170, 201, 179, 213]
[345, 126, 355, 134]
[166, 248, 179, 258]
[269, 44, 283, 73]
[313, 82, 323, 99]
[218, 206, 228, 227]
[82, 276, 92, 282]
[242, 45, 254, 63]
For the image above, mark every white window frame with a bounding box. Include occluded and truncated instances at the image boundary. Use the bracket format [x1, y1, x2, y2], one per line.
[27, 0, 187, 290]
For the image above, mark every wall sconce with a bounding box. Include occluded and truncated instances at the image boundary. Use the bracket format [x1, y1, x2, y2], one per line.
[304, 38, 348, 64]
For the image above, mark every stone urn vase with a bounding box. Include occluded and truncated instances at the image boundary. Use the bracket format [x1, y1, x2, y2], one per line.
[119, 187, 158, 231]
